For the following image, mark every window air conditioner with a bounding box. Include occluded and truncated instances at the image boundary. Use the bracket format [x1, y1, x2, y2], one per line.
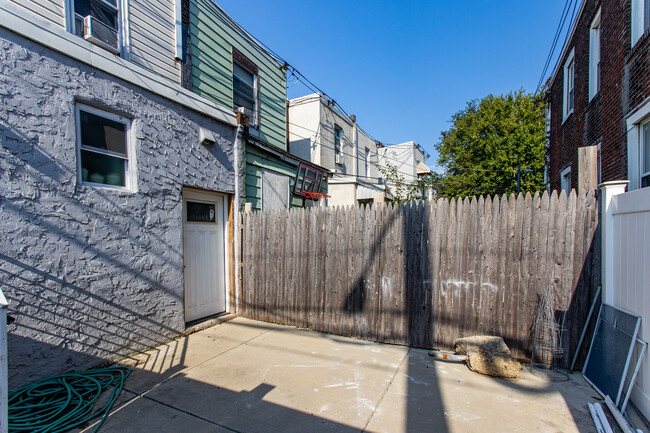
[237, 106, 257, 126]
[83, 16, 119, 53]
[335, 154, 342, 164]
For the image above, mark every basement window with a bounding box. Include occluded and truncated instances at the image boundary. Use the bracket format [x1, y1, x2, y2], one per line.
[76, 104, 135, 190]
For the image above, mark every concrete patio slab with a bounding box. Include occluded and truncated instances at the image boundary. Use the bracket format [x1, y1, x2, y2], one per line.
[145, 324, 408, 432]
[85, 317, 603, 433]
[120, 317, 274, 395]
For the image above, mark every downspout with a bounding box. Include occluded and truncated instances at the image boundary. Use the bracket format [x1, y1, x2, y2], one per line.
[233, 115, 246, 314]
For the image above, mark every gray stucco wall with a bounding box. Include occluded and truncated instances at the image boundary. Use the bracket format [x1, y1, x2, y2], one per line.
[0, 28, 235, 388]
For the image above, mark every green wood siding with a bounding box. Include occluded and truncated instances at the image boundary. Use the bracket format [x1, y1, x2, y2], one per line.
[189, 0, 287, 151]
[245, 145, 304, 210]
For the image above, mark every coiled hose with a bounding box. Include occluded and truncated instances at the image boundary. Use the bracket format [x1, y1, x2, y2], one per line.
[8, 365, 130, 432]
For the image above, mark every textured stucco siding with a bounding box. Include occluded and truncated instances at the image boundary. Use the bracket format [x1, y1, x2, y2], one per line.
[0, 28, 235, 389]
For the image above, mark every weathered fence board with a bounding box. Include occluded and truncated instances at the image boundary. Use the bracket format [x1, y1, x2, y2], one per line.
[240, 190, 600, 363]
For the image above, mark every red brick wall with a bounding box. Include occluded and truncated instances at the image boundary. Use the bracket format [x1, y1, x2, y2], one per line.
[548, 0, 650, 191]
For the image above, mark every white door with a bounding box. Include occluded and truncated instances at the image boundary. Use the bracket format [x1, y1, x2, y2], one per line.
[183, 189, 228, 322]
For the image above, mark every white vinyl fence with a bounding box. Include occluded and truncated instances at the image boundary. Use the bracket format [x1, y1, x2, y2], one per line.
[603, 183, 650, 417]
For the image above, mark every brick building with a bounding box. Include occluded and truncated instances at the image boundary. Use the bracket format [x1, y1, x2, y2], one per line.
[547, 0, 650, 193]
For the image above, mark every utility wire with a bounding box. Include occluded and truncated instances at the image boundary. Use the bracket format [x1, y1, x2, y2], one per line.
[536, 0, 574, 92]
[287, 124, 524, 181]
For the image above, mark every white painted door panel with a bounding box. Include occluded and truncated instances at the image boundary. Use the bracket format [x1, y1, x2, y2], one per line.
[183, 191, 227, 322]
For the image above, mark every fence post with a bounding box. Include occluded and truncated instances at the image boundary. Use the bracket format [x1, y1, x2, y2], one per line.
[0, 288, 8, 433]
[599, 180, 629, 305]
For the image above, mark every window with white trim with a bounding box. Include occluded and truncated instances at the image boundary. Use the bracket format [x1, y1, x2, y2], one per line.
[76, 104, 134, 190]
[563, 49, 575, 120]
[642, 119, 650, 188]
[67, 0, 126, 55]
[560, 166, 571, 195]
[589, 9, 601, 101]
[597, 143, 602, 185]
[334, 125, 343, 163]
[364, 148, 370, 177]
[632, 0, 650, 46]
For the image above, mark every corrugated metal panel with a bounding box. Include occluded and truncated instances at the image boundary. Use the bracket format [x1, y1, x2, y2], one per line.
[128, 0, 179, 82]
[189, 0, 287, 151]
[8, 0, 64, 27]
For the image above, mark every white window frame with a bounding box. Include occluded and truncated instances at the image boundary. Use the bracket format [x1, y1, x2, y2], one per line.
[563, 49, 575, 122]
[560, 166, 572, 195]
[334, 125, 343, 161]
[75, 104, 136, 191]
[626, 98, 650, 190]
[589, 9, 601, 102]
[364, 148, 370, 178]
[632, 0, 650, 46]
[597, 142, 602, 185]
[64, 0, 130, 58]
[641, 120, 650, 188]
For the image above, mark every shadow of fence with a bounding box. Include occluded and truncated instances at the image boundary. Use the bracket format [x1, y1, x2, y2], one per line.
[240, 189, 600, 364]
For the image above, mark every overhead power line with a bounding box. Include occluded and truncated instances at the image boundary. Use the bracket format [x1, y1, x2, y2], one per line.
[536, 0, 575, 93]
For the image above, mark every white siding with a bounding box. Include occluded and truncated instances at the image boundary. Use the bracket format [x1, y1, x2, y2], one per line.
[611, 187, 650, 417]
[128, 0, 179, 82]
[7, 0, 65, 27]
[7, 0, 179, 83]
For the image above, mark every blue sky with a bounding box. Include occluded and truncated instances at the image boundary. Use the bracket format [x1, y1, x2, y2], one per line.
[217, 0, 567, 170]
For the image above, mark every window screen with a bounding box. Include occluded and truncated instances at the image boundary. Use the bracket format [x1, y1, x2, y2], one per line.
[233, 62, 255, 113]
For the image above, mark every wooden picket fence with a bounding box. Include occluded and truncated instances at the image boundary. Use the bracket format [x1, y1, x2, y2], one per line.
[240, 190, 600, 362]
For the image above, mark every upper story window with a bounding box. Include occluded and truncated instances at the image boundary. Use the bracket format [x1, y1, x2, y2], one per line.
[68, 0, 125, 55]
[232, 49, 259, 128]
[334, 125, 343, 164]
[365, 148, 370, 177]
[642, 120, 650, 188]
[76, 104, 135, 190]
[589, 9, 601, 101]
[632, 0, 650, 46]
[563, 49, 575, 121]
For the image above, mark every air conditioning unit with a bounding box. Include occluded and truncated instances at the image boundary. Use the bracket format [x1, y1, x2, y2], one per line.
[83, 16, 119, 53]
[335, 154, 342, 165]
[236, 106, 257, 126]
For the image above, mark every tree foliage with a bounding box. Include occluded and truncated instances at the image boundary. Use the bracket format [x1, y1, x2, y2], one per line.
[435, 89, 546, 198]
[377, 162, 444, 205]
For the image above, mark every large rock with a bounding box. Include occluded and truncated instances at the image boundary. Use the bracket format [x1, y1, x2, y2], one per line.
[455, 336, 521, 379]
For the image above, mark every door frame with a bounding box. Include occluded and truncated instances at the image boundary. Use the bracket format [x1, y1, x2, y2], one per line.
[181, 187, 230, 323]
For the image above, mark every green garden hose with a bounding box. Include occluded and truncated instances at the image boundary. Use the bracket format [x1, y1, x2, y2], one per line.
[8, 365, 130, 433]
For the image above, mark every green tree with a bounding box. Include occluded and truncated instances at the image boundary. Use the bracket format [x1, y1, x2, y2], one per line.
[435, 89, 546, 198]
